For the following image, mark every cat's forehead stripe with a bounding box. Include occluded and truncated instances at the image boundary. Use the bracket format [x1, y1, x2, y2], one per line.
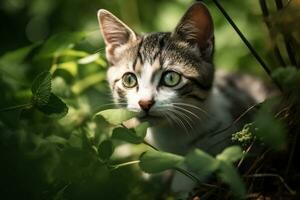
[132, 37, 144, 71]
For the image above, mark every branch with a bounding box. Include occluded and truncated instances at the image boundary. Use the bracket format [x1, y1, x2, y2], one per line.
[189, 103, 261, 145]
[245, 173, 296, 195]
[259, 0, 286, 67]
[204, 0, 283, 91]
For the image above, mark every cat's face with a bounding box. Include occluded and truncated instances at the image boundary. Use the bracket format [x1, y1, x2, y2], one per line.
[98, 3, 214, 120]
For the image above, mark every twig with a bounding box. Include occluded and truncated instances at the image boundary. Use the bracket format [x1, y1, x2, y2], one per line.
[244, 149, 269, 176]
[0, 103, 32, 112]
[174, 167, 201, 184]
[120, 123, 159, 151]
[0, 68, 31, 87]
[275, 0, 298, 67]
[174, 167, 222, 190]
[208, 0, 283, 91]
[259, 0, 286, 67]
[245, 193, 263, 199]
[237, 140, 255, 168]
[285, 131, 299, 176]
[245, 173, 296, 195]
[190, 103, 260, 145]
[143, 140, 159, 151]
[110, 160, 140, 170]
[275, 0, 284, 10]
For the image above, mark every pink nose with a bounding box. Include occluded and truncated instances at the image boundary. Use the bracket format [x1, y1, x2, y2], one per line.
[138, 100, 155, 112]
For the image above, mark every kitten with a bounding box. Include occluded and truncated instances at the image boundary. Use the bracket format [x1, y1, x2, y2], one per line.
[97, 2, 272, 197]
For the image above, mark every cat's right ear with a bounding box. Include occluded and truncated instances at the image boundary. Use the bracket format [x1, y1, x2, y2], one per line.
[97, 9, 137, 64]
[173, 2, 214, 61]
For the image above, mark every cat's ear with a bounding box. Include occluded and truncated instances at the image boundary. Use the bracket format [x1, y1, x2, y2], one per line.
[97, 9, 137, 63]
[173, 2, 214, 60]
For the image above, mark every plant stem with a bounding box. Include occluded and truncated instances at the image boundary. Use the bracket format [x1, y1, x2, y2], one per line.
[143, 140, 159, 151]
[209, 0, 283, 91]
[245, 173, 296, 195]
[174, 167, 221, 189]
[275, 0, 298, 67]
[190, 103, 260, 145]
[0, 103, 32, 112]
[111, 160, 140, 170]
[259, 0, 286, 67]
[174, 167, 201, 184]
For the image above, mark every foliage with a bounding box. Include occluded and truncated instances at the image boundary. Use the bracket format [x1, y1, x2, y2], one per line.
[0, 0, 300, 200]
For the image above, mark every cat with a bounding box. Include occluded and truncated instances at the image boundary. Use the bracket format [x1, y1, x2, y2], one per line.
[97, 2, 273, 197]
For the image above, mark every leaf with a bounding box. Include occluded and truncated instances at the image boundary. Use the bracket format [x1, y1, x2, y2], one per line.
[98, 140, 114, 161]
[254, 100, 287, 150]
[57, 61, 78, 76]
[45, 135, 68, 145]
[78, 53, 107, 67]
[139, 150, 184, 173]
[185, 149, 220, 179]
[37, 93, 68, 118]
[134, 122, 149, 139]
[71, 73, 106, 95]
[216, 146, 244, 163]
[95, 108, 137, 125]
[272, 67, 300, 92]
[78, 53, 100, 64]
[112, 127, 143, 144]
[112, 122, 149, 144]
[218, 161, 246, 198]
[0, 43, 39, 65]
[37, 32, 86, 58]
[31, 71, 52, 106]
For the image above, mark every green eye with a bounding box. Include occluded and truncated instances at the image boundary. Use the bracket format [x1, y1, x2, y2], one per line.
[162, 71, 181, 87]
[122, 72, 137, 88]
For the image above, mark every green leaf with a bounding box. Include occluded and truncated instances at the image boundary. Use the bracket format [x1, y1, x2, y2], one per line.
[0, 43, 39, 65]
[112, 127, 143, 144]
[31, 71, 52, 106]
[57, 61, 78, 76]
[185, 149, 220, 179]
[45, 135, 68, 145]
[216, 146, 244, 163]
[98, 140, 114, 161]
[218, 161, 246, 198]
[37, 93, 68, 118]
[254, 100, 287, 150]
[71, 73, 105, 94]
[139, 150, 184, 173]
[112, 122, 149, 144]
[37, 32, 86, 58]
[95, 108, 137, 125]
[272, 67, 300, 93]
[134, 122, 149, 139]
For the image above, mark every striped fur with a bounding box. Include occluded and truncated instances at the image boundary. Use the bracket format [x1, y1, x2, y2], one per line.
[97, 3, 275, 154]
[98, 3, 275, 197]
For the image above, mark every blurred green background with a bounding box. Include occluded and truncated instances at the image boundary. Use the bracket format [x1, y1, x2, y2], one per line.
[0, 0, 283, 199]
[1, 0, 278, 75]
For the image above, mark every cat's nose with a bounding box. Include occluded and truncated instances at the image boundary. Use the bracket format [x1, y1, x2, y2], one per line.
[138, 100, 155, 112]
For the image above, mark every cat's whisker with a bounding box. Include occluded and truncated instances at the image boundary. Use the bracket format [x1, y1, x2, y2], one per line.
[159, 111, 174, 127]
[155, 105, 195, 131]
[172, 102, 209, 116]
[166, 108, 194, 132]
[165, 108, 189, 135]
[171, 105, 203, 121]
[93, 47, 106, 54]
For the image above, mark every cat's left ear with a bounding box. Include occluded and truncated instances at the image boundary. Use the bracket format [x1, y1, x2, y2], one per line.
[97, 9, 137, 64]
[173, 2, 214, 60]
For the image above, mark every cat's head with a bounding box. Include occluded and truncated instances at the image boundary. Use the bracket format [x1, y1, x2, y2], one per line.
[97, 2, 214, 119]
